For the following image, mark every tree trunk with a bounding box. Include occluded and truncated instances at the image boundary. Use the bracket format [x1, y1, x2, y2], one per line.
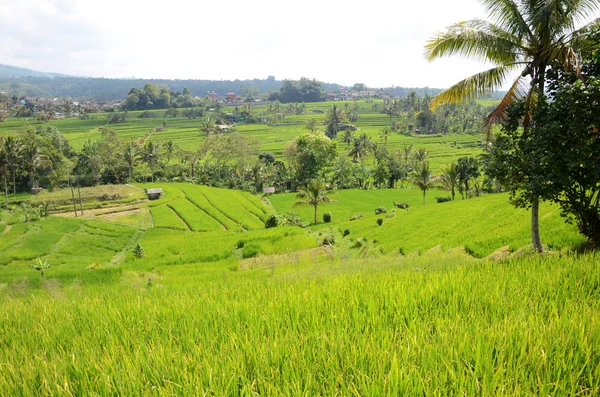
[314, 203, 318, 223]
[451, 187, 455, 201]
[3, 175, 8, 210]
[423, 190, 426, 205]
[12, 171, 16, 195]
[531, 198, 543, 252]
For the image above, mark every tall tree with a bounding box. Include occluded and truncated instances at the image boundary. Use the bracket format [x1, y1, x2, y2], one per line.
[141, 142, 161, 182]
[440, 162, 460, 200]
[293, 178, 336, 223]
[411, 161, 435, 205]
[424, 0, 600, 252]
[2, 136, 22, 194]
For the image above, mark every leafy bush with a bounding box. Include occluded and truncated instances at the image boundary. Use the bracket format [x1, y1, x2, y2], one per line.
[394, 201, 410, 210]
[242, 243, 260, 258]
[265, 215, 279, 229]
[282, 212, 304, 227]
[436, 196, 452, 203]
[374, 206, 388, 215]
[106, 112, 127, 124]
[377, 218, 384, 226]
[342, 229, 350, 237]
[323, 212, 332, 223]
[133, 243, 145, 258]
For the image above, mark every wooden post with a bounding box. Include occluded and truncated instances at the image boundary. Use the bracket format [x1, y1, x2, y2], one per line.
[3, 175, 8, 210]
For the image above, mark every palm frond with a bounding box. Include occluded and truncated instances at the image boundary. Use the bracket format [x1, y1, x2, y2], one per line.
[485, 73, 530, 140]
[430, 65, 514, 109]
[425, 20, 523, 64]
[479, 0, 535, 42]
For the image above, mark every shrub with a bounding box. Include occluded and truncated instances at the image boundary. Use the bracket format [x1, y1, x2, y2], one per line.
[265, 215, 279, 229]
[394, 201, 409, 210]
[342, 229, 350, 237]
[242, 243, 260, 258]
[374, 206, 388, 215]
[377, 218, 384, 226]
[350, 213, 363, 221]
[133, 243, 145, 258]
[323, 212, 332, 223]
[322, 235, 335, 246]
[236, 239, 246, 249]
[436, 196, 452, 203]
[282, 212, 304, 227]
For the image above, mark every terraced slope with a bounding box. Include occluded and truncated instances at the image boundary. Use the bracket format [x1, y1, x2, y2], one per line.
[142, 183, 272, 231]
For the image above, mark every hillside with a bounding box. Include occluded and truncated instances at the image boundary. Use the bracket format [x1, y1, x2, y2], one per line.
[0, 182, 597, 395]
[0, 64, 68, 79]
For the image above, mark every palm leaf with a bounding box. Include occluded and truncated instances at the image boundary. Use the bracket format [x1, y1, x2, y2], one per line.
[430, 65, 517, 109]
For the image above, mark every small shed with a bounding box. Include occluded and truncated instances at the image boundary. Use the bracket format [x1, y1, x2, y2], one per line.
[263, 187, 275, 195]
[146, 188, 163, 200]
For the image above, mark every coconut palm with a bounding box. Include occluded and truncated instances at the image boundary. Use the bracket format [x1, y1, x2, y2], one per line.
[294, 178, 336, 223]
[411, 161, 435, 205]
[348, 133, 374, 163]
[21, 141, 51, 189]
[341, 130, 355, 147]
[0, 138, 8, 209]
[425, 0, 600, 252]
[413, 147, 429, 163]
[123, 142, 139, 180]
[2, 136, 23, 195]
[141, 141, 161, 182]
[440, 162, 460, 200]
[379, 127, 392, 146]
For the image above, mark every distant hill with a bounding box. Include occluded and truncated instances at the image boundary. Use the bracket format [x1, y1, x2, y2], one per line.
[0, 64, 69, 79]
[0, 64, 504, 102]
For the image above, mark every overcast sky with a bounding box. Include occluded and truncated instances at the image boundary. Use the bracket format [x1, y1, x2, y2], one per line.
[0, 0, 494, 88]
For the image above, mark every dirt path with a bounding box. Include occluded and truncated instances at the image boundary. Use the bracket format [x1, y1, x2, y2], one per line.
[1, 224, 11, 236]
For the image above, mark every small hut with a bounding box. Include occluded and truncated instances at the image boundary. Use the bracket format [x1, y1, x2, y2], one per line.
[146, 188, 163, 200]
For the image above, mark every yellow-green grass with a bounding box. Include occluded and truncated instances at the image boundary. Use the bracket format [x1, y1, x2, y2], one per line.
[270, 189, 584, 257]
[167, 197, 223, 232]
[149, 204, 188, 230]
[1, 250, 598, 395]
[0, 217, 137, 285]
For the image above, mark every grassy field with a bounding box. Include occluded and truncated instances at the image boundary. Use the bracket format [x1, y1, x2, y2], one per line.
[0, 182, 597, 395]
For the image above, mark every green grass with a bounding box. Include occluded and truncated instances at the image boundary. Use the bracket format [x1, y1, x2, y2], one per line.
[0, 182, 597, 395]
[0, 251, 598, 395]
[149, 204, 188, 230]
[270, 189, 584, 257]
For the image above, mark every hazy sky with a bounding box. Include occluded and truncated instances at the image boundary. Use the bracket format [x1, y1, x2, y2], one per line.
[0, 0, 493, 88]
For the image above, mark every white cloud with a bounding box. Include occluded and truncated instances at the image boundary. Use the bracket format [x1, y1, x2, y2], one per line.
[0, 0, 521, 88]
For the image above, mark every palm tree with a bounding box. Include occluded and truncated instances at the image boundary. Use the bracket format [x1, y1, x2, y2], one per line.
[440, 162, 460, 200]
[0, 138, 9, 209]
[349, 133, 374, 163]
[411, 161, 435, 205]
[21, 141, 51, 189]
[141, 142, 161, 182]
[294, 178, 336, 223]
[424, 0, 600, 252]
[379, 127, 392, 147]
[3, 136, 23, 195]
[123, 142, 139, 180]
[413, 147, 428, 163]
[163, 140, 177, 162]
[341, 130, 355, 147]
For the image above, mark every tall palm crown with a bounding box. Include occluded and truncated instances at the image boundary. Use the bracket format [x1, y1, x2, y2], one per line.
[425, 0, 600, 128]
[410, 161, 435, 205]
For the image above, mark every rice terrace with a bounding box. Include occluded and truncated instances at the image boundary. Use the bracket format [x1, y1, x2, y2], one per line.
[1, 0, 600, 395]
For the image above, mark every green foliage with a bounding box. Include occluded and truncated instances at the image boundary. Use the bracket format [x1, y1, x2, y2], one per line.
[374, 206, 387, 215]
[435, 196, 452, 203]
[133, 243, 145, 258]
[29, 257, 51, 277]
[265, 215, 278, 229]
[376, 218, 383, 226]
[323, 212, 332, 223]
[342, 228, 350, 237]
